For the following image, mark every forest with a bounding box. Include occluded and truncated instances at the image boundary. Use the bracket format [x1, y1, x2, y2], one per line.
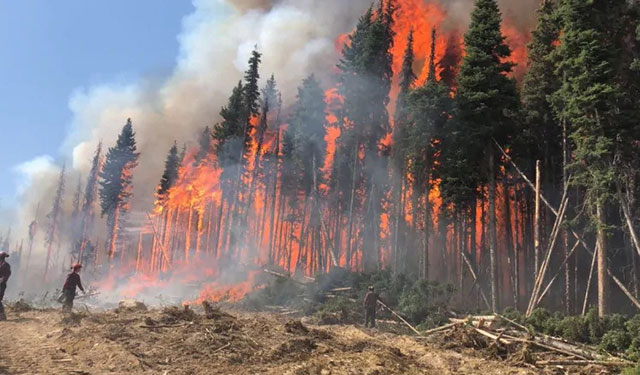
[7, 0, 640, 321]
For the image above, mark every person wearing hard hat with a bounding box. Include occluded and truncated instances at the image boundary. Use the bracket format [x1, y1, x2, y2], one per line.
[61, 264, 85, 312]
[363, 285, 379, 328]
[0, 252, 11, 320]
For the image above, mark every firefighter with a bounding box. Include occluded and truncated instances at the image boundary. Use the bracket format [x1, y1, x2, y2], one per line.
[62, 264, 85, 312]
[363, 285, 379, 328]
[0, 252, 11, 321]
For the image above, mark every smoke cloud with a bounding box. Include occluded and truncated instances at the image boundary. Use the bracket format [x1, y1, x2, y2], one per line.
[11, 0, 539, 270]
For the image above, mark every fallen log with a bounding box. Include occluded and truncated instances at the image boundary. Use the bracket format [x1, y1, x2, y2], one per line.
[328, 287, 353, 292]
[494, 313, 530, 333]
[422, 322, 462, 335]
[536, 360, 630, 367]
[474, 327, 511, 345]
[377, 300, 422, 336]
[503, 334, 588, 360]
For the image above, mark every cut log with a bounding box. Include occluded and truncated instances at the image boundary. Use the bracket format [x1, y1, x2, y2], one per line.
[422, 322, 462, 335]
[474, 327, 511, 345]
[536, 360, 630, 367]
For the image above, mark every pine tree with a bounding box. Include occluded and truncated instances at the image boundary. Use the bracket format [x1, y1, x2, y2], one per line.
[99, 118, 140, 260]
[157, 142, 181, 204]
[77, 142, 102, 265]
[407, 29, 453, 279]
[552, 0, 628, 317]
[244, 48, 262, 120]
[337, 1, 395, 271]
[194, 126, 212, 166]
[44, 164, 65, 280]
[213, 81, 245, 165]
[455, 0, 520, 312]
[289, 75, 327, 195]
[391, 29, 417, 273]
[521, 0, 562, 179]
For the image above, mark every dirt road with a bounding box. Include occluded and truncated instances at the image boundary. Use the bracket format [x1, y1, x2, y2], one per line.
[0, 305, 547, 375]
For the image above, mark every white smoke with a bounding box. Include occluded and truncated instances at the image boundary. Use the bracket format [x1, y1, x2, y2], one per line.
[11, 0, 539, 270]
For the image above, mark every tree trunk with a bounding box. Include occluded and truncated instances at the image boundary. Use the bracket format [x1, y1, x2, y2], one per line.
[423, 191, 430, 280]
[596, 202, 608, 317]
[488, 148, 499, 312]
[345, 148, 359, 269]
[504, 180, 517, 308]
[534, 160, 542, 281]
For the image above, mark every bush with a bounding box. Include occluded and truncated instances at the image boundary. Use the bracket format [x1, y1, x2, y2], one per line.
[525, 308, 551, 332]
[557, 316, 589, 343]
[622, 365, 640, 375]
[243, 277, 304, 311]
[598, 330, 631, 354]
[398, 279, 453, 327]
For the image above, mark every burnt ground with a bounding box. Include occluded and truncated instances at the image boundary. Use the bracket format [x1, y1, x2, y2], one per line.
[0, 303, 609, 375]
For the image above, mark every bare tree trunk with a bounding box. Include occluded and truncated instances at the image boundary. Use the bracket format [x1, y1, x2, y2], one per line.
[562, 120, 572, 314]
[504, 180, 517, 308]
[488, 148, 499, 312]
[582, 243, 598, 316]
[596, 202, 608, 317]
[534, 160, 542, 281]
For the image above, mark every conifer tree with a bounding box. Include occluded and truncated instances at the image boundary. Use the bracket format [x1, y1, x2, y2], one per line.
[157, 142, 180, 204]
[289, 75, 327, 195]
[194, 126, 212, 166]
[455, 0, 519, 311]
[521, 0, 562, 178]
[337, 1, 395, 271]
[78, 142, 102, 265]
[391, 29, 417, 273]
[99, 118, 140, 260]
[407, 28, 452, 279]
[552, 0, 628, 317]
[44, 164, 65, 280]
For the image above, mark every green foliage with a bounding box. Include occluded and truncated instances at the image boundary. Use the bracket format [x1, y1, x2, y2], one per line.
[398, 279, 453, 327]
[242, 277, 304, 311]
[519, 0, 562, 178]
[622, 365, 640, 375]
[156, 142, 180, 200]
[287, 75, 327, 195]
[599, 330, 631, 354]
[442, 0, 519, 210]
[99, 118, 140, 217]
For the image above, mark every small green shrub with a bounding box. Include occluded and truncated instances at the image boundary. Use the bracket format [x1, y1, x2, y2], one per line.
[525, 308, 551, 332]
[622, 365, 640, 375]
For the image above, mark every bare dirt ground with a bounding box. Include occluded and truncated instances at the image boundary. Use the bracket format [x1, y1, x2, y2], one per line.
[0, 303, 601, 375]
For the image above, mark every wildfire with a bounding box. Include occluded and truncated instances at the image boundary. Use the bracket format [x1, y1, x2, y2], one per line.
[91, 0, 534, 304]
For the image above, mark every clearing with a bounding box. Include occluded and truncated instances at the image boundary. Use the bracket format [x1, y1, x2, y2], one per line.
[0, 303, 606, 375]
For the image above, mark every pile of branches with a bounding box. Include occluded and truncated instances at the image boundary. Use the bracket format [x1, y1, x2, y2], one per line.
[424, 314, 633, 370]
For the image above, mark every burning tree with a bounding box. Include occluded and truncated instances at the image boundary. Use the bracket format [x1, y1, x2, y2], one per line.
[99, 119, 140, 260]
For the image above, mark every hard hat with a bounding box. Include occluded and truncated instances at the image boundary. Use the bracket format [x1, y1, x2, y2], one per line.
[368, 285, 374, 291]
[71, 263, 83, 270]
[0, 252, 9, 258]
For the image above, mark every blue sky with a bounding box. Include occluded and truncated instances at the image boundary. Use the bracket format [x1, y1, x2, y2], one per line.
[0, 0, 194, 207]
